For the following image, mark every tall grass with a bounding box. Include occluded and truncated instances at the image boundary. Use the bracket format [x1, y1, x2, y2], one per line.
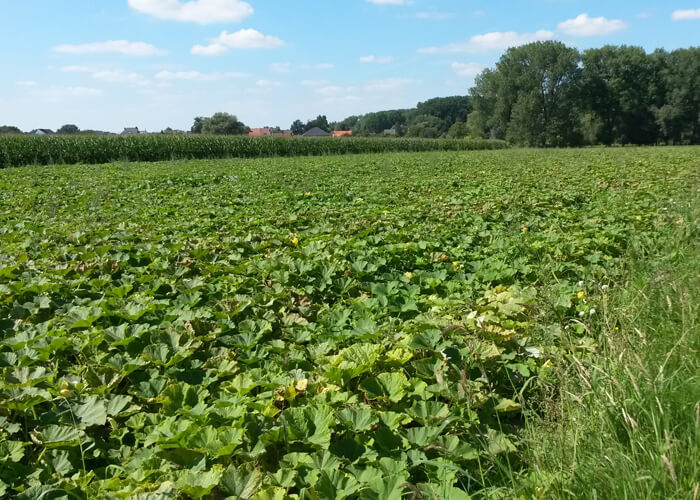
[0, 135, 507, 168]
[517, 201, 700, 498]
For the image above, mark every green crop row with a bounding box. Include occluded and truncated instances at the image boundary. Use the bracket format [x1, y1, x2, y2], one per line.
[0, 135, 507, 168]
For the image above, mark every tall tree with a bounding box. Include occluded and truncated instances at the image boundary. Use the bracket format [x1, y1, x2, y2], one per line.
[57, 124, 80, 135]
[654, 48, 700, 144]
[0, 125, 22, 135]
[581, 46, 658, 145]
[191, 117, 206, 134]
[200, 113, 249, 135]
[469, 42, 583, 146]
[290, 120, 305, 135]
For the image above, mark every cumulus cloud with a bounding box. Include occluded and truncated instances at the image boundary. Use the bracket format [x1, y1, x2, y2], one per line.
[54, 40, 165, 56]
[191, 29, 284, 55]
[557, 14, 627, 36]
[672, 9, 700, 20]
[128, 0, 253, 24]
[418, 30, 554, 54]
[360, 55, 393, 64]
[451, 62, 483, 77]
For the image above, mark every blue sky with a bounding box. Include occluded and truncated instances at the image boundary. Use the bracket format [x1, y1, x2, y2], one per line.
[2, 0, 700, 132]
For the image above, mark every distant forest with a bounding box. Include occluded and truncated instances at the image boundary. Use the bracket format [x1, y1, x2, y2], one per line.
[324, 43, 700, 147]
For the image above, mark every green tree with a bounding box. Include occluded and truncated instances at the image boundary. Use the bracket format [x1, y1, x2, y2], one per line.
[290, 120, 305, 135]
[409, 96, 471, 134]
[581, 45, 658, 145]
[191, 117, 206, 134]
[406, 115, 446, 138]
[468, 42, 582, 146]
[446, 121, 469, 138]
[201, 113, 249, 135]
[57, 124, 80, 135]
[0, 125, 22, 135]
[653, 48, 700, 144]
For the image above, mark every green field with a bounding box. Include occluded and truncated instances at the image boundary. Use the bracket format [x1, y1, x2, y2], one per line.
[1, 149, 698, 498]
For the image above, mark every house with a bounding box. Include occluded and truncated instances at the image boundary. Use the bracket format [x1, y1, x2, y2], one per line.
[249, 128, 272, 137]
[272, 130, 292, 137]
[383, 129, 397, 136]
[302, 127, 331, 137]
[122, 127, 140, 135]
[333, 130, 352, 138]
[28, 129, 54, 135]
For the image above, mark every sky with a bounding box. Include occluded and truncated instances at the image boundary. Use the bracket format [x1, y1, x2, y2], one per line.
[2, 1, 700, 133]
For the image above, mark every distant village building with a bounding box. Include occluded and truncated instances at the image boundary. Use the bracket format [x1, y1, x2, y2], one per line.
[28, 129, 54, 135]
[122, 127, 141, 135]
[302, 127, 331, 137]
[249, 128, 272, 137]
[332, 130, 353, 138]
[383, 129, 397, 136]
[272, 130, 292, 137]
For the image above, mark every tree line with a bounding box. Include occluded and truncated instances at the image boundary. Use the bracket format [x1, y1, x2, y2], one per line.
[466, 42, 700, 146]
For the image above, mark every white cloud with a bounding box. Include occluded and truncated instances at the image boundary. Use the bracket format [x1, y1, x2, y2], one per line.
[128, 0, 253, 24]
[269, 62, 292, 73]
[54, 40, 166, 56]
[61, 65, 93, 73]
[418, 30, 555, 54]
[366, 0, 406, 4]
[637, 11, 651, 19]
[300, 80, 329, 87]
[191, 29, 284, 55]
[557, 14, 627, 36]
[155, 70, 248, 81]
[451, 62, 483, 77]
[360, 55, 393, 64]
[364, 77, 414, 92]
[15, 81, 38, 87]
[672, 9, 700, 20]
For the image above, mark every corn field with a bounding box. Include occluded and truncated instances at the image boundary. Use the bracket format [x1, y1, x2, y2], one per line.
[0, 135, 507, 168]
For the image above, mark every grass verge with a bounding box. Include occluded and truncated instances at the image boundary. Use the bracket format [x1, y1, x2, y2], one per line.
[516, 201, 700, 499]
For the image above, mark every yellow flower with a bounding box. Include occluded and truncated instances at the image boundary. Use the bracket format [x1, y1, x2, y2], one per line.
[452, 261, 461, 270]
[291, 236, 299, 246]
[577, 291, 586, 299]
[304, 192, 311, 197]
[405, 272, 413, 280]
[635, 216, 643, 221]
[522, 227, 529, 232]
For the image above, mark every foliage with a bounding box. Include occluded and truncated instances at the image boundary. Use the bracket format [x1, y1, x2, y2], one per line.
[469, 42, 700, 147]
[0, 148, 697, 498]
[200, 113, 249, 136]
[0, 135, 506, 168]
[57, 124, 80, 135]
[0, 126, 22, 135]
